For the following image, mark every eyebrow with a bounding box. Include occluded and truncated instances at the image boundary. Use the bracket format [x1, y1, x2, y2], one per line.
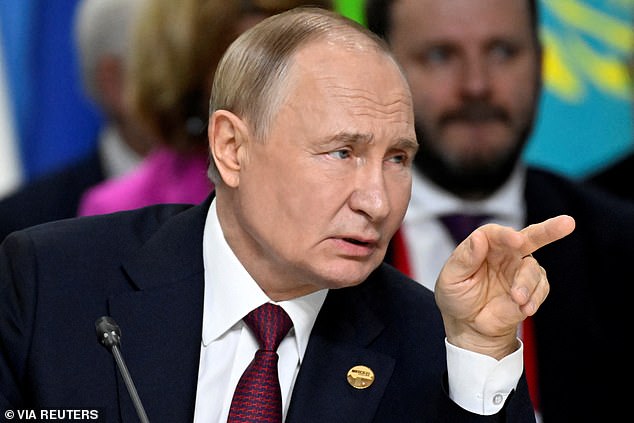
[326, 132, 419, 153]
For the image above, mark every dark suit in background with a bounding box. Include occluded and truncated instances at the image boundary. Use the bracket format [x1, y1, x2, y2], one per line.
[585, 151, 634, 203]
[0, 150, 104, 241]
[522, 168, 632, 420]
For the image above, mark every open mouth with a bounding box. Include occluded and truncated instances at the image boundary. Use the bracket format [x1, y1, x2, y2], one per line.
[343, 238, 371, 246]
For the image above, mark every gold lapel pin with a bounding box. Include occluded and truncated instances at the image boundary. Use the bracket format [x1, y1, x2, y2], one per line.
[346, 365, 375, 389]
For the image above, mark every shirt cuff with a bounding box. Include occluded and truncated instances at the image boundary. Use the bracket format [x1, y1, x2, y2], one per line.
[445, 338, 524, 415]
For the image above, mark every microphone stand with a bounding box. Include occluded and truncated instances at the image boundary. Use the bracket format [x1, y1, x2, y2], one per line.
[96, 316, 150, 423]
[110, 344, 150, 423]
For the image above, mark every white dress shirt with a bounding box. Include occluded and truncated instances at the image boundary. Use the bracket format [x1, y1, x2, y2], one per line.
[192, 200, 327, 422]
[192, 198, 523, 421]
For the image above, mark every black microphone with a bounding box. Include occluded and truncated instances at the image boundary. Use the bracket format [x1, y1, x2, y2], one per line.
[95, 316, 150, 423]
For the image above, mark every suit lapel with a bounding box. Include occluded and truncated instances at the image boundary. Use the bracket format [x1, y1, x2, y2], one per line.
[97, 195, 396, 422]
[287, 282, 395, 423]
[107, 199, 210, 422]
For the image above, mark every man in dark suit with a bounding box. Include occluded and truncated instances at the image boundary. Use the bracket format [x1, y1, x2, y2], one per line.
[365, 0, 634, 421]
[0, 8, 574, 422]
[0, 0, 153, 242]
[585, 151, 634, 202]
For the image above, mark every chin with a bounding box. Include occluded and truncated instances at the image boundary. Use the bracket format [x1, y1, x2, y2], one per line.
[316, 262, 377, 290]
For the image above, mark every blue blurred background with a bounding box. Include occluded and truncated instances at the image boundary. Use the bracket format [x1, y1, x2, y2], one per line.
[0, 0, 632, 198]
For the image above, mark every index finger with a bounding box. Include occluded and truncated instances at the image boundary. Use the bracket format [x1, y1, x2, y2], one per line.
[520, 214, 575, 256]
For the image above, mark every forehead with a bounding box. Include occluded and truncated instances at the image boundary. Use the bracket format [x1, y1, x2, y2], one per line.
[283, 38, 415, 129]
[393, 0, 533, 42]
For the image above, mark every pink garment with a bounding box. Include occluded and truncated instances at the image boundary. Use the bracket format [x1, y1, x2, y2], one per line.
[78, 147, 214, 216]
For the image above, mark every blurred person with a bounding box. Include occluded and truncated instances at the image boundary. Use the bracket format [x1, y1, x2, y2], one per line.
[77, 0, 333, 216]
[365, 0, 634, 421]
[0, 8, 576, 421]
[0, 0, 153, 242]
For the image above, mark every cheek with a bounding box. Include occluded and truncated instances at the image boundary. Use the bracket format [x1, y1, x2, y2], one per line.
[495, 65, 538, 111]
[260, 161, 336, 225]
[514, 83, 538, 118]
[386, 175, 412, 219]
[287, 170, 348, 215]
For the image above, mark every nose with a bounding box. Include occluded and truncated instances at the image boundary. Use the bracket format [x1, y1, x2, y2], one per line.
[460, 54, 491, 99]
[349, 162, 390, 222]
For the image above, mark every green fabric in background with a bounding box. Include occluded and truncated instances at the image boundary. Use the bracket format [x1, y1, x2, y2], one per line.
[335, 0, 365, 24]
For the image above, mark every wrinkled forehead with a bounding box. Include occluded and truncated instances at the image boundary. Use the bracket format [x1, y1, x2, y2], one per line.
[287, 37, 412, 106]
[279, 39, 416, 142]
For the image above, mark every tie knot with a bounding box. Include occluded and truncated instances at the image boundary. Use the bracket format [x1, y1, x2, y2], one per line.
[439, 213, 490, 245]
[243, 303, 293, 352]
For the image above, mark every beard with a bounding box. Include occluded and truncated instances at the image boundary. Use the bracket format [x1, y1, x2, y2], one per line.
[413, 99, 537, 200]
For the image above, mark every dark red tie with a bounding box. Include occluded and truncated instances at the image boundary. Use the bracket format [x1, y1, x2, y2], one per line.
[228, 303, 293, 423]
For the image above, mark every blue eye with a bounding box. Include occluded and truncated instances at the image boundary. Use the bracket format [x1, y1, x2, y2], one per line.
[387, 153, 410, 166]
[490, 42, 517, 61]
[390, 154, 405, 164]
[424, 46, 452, 65]
[328, 149, 351, 160]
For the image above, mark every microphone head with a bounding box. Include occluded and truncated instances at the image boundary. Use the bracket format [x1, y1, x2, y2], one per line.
[95, 316, 122, 350]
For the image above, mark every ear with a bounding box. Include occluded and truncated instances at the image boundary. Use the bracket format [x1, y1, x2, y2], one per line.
[208, 110, 249, 188]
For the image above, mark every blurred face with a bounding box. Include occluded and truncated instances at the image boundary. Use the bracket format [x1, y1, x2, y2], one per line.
[388, 0, 541, 197]
[218, 39, 417, 300]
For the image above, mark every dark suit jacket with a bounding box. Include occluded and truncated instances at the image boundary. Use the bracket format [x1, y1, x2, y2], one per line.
[0, 149, 104, 242]
[386, 167, 634, 422]
[0, 195, 535, 422]
[585, 150, 634, 203]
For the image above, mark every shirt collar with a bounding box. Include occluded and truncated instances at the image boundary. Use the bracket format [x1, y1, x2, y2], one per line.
[201, 199, 327, 362]
[406, 164, 526, 228]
